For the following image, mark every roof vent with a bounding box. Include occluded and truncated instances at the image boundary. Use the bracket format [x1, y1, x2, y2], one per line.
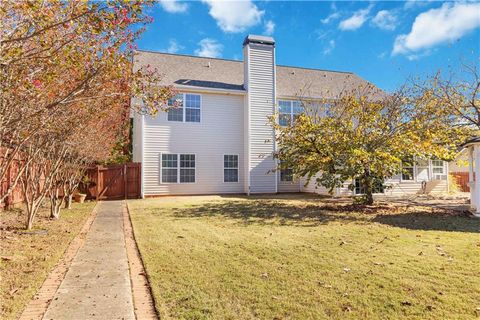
[206, 61, 211, 68]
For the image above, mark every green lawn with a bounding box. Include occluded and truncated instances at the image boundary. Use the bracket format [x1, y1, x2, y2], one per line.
[0, 202, 95, 320]
[128, 194, 480, 320]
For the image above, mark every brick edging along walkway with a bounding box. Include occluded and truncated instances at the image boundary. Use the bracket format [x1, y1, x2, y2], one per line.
[19, 203, 99, 320]
[123, 201, 158, 319]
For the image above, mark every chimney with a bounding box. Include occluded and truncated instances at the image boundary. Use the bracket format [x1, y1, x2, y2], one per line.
[243, 35, 277, 194]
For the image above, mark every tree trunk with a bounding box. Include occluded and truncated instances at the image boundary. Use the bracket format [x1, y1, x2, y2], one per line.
[50, 198, 60, 219]
[50, 187, 63, 219]
[25, 201, 40, 230]
[363, 171, 374, 205]
[26, 212, 34, 230]
[65, 194, 73, 209]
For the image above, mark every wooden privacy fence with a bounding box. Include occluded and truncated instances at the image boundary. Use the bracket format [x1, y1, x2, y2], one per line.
[0, 156, 24, 209]
[451, 172, 470, 192]
[85, 163, 141, 200]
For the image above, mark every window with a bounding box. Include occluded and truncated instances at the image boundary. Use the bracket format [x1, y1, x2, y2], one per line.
[224, 155, 239, 182]
[161, 153, 195, 183]
[167, 93, 201, 123]
[185, 94, 201, 122]
[402, 159, 414, 181]
[354, 178, 384, 195]
[416, 159, 430, 181]
[161, 154, 178, 183]
[280, 162, 294, 182]
[432, 160, 445, 174]
[167, 94, 184, 122]
[180, 154, 196, 183]
[278, 100, 302, 126]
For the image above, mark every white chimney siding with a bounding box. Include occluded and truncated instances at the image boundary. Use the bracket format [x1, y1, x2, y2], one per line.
[243, 35, 277, 194]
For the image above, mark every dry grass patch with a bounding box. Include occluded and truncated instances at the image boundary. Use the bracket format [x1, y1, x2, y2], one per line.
[129, 194, 480, 320]
[0, 201, 95, 320]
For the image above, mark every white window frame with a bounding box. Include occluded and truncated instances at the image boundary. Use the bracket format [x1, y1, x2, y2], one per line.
[278, 100, 302, 127]
[279, 161, 294, 182]
[167, 93, 202, 123]
[431, 159, 447, 180]
[223, 154, 239, 183]
[400, 160, 415, 182]
[160, 153, 196, 184]
[353, 178, 385, 195]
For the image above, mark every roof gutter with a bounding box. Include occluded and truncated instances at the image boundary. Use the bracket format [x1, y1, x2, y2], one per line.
[173, 84, 246, 96]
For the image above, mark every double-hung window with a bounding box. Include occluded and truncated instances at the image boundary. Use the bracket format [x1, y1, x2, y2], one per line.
[161, 154, 178, 183]
[279, 100, 302, 126]
[167, 93, 201, 123]
[432, 159, 446, 180]
[280, 161, 294, 182]
[224, 155, 239, 182]
[161, 154, 195, 183]
[402, 159, 414, 181]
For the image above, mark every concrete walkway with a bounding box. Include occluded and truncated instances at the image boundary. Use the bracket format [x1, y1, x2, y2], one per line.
[43, 201, 135, 320]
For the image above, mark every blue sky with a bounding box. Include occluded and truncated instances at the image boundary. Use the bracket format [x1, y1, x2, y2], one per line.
[136, 1, 480, 92]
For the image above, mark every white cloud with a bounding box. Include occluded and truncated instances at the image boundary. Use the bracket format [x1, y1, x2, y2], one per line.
[264, 20, 275, 35]
[372, 10, 397, 31]
[393, 2, 480, 55]
[322, 40, 336, 55]
[403, 0, 432, 10]
[158, 0, 188, 13]
[321, 12, 341, 24]
[195, 38, 223, 58]
[164, 40, 184, 54]
[338, 5, 372, 31]
[202, 0, 264, 33]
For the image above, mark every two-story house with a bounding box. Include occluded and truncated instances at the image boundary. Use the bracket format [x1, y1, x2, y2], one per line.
[131, 35, 448, 197]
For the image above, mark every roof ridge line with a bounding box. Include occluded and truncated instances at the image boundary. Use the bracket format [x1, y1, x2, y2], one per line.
[135, 49, 355, 75]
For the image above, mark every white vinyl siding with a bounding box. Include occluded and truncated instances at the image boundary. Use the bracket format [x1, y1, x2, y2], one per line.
[143, 93, 244, 195]
[245, 42, 277, 193]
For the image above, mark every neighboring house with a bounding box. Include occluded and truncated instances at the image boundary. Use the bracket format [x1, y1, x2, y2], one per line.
[131, 35, 448, 197]
[449, 149, 469, 173]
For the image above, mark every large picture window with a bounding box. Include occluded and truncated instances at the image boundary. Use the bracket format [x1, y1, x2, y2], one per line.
[224, 155, 239, 182]
[161, 153, 195, 183]
[278, 100, 302, 126]
[167, 93, 201, 123]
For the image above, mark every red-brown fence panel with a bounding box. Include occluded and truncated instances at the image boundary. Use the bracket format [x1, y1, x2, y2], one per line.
[85, 163, 141, 200]
[451, 172, 469, 192]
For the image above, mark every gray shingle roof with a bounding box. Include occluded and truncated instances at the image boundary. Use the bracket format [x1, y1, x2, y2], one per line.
[134, 50, 383, 99]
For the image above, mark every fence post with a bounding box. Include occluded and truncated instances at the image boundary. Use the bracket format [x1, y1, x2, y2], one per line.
[5, 162, 12, 210]
[124, 164, 127, 200]
[96, 166, 100, 201]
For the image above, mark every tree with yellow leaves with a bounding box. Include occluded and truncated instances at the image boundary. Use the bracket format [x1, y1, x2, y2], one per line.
[272, 84, 466, 205]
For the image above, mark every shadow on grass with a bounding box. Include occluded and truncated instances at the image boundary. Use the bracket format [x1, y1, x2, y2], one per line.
[170, 199, 365, 227]
[373, 212, 480, 233]
[164, 194, 480, 232]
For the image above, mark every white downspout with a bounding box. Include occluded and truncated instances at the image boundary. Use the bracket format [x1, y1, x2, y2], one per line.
[473, 145, 480, 217]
